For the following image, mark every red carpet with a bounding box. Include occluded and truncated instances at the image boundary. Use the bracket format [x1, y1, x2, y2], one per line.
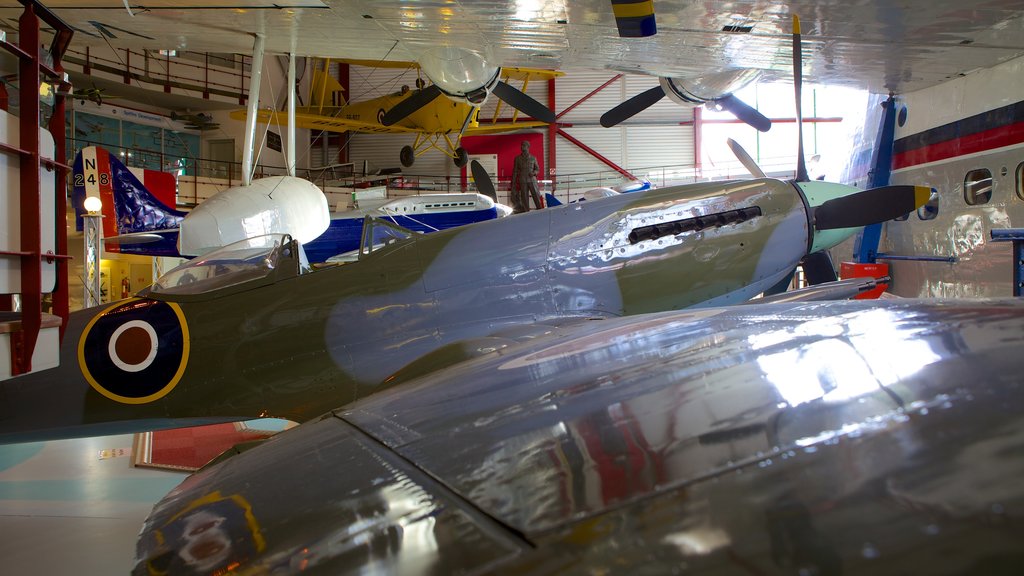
[133, 423, 277, 472]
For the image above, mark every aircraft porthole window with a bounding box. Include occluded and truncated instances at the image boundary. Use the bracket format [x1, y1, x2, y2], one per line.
[964, 168, 992, 205]
[1016, 162, 1024, 201]
[918, 190, 939, 221]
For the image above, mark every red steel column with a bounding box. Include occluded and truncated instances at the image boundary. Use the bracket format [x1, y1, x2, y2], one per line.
[14, 2, 40, 374]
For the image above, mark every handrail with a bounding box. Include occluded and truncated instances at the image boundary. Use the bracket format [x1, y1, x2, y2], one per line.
[63, 47, 249, 99]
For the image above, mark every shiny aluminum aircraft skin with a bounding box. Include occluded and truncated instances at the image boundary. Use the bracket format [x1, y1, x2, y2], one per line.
[8, 2, 1023, 98]
[0, 177, 920, 443]
[840, 55, 1024, 299]
[132, 298, 1024, 574]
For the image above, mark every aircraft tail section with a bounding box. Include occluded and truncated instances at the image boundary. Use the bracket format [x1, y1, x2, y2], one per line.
[72, 146, 186, 255]
[310, 67, 347, 108]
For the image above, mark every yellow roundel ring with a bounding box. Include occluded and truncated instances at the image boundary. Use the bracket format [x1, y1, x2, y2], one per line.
[78, 298, 190, 405]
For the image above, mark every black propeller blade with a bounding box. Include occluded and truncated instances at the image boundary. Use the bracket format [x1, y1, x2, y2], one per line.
[600, 85, 665, 127]
[381, 84, 442, 126]
[800, 251, 839, 285]
[714, 94, 771, 133]
[793, 15, 808, 182]
[815, 185, 932, 230]
[470, 159, 497, 201]
[491, 80, 556, 123]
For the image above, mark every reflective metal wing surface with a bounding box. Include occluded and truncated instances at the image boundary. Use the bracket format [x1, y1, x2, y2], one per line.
[137, 298, 1024, 574]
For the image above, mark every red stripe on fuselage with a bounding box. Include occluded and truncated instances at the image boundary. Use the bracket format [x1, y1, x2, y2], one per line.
[892, 121, 1024, 170]
[95, 147, 119, 239]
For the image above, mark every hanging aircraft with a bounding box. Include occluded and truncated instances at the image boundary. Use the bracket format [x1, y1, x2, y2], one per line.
[68, 82, 108, 106]
[231, 59, 562, 168]
[170, 110, 220, 131]
[72, 146, 510, 261]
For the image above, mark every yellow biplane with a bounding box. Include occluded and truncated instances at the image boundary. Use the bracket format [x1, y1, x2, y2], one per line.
[231, 59, 562, 168]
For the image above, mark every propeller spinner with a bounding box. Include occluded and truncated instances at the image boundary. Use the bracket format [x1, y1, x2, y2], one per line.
[601, 69, 770, 131]
[382, 47, 555, 126]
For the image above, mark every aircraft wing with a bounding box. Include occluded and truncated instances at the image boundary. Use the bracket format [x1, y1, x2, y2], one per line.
[7, 3, 1023, 94]
[464, 120, 553, 135]
[135, 298, 1024, 574]
[230, 108, 424, 134]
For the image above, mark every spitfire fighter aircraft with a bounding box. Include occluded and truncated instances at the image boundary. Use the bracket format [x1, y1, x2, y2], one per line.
[1, 162, 928, 441]
[232, 59, 562, 168]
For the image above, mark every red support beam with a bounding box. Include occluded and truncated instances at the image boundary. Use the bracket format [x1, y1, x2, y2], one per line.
[556, 73, 622, 120]
[555, 127, 635, 180]
[13, 1, 41, 375]
[50, 66, 69, 340]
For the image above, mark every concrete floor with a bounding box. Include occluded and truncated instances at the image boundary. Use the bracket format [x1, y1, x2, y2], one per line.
[0, 420, 289, 574]
[0, 434, 185, 574]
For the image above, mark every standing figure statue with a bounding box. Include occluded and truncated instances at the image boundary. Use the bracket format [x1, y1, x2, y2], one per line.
[511, 140, 543, 213]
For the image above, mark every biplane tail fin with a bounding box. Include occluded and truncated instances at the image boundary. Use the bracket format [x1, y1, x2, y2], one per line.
[310, 66, 347, 108]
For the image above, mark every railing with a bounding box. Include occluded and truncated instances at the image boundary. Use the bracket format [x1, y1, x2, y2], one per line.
[63, 47, 249, 101]
[66, 136, 807, 209]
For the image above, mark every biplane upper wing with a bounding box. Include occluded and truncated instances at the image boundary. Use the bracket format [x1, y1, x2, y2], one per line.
[233, 108, 426, 134]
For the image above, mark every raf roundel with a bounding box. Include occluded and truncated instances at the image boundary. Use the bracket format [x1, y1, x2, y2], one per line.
[79, 299, 190, 404]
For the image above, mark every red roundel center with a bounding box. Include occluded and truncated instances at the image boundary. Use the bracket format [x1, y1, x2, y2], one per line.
[114, 326, 153, 365]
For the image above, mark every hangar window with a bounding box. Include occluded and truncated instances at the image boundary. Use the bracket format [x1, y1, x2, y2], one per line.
[1016, 162, 1024, 201]
[964, 168, 992, 205]
[917, 190, 939, 221]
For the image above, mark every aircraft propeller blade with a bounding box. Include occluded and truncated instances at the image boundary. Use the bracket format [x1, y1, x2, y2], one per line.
[726, 138, 767, 178]
[800, 251, 839, 285]
[381, 84, 442, 126]
[491, 80, 556, 123]
[714, 94, 771, 132]
[470, 159, 497, 201]
[600, 85, 665, 127]
[814, 185, 932, 230]
[793, 15, 809, 181]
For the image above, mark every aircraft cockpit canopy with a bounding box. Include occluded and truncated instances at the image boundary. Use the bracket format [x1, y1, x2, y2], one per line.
[151, 234, 302, 296]
[359, 216, 420, 257]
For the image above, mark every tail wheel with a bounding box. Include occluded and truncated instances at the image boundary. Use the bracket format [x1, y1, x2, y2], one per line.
[454, 147, 469, 168]
[400, 145, 415, 168]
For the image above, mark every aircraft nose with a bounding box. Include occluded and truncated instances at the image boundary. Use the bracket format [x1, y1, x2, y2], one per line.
[796, 181, 931, 253]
